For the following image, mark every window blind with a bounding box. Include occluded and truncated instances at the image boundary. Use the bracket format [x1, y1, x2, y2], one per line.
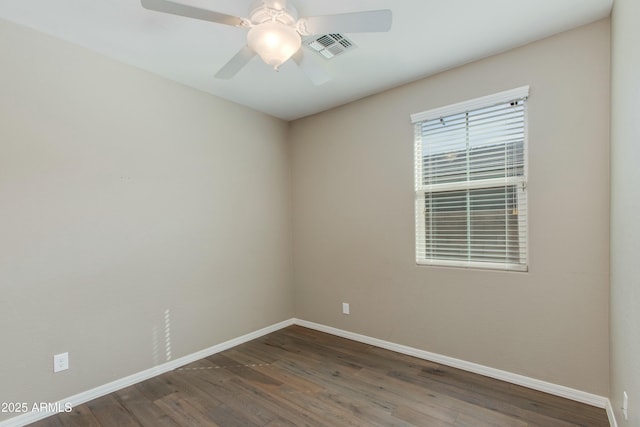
[413, 87, 528, 271]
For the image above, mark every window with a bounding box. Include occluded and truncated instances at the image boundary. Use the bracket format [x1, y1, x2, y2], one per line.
[411, 87, 529, 271]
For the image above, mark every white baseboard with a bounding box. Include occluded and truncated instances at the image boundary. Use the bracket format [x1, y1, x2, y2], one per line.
[606, 399, 619, 427]
[0, 319, 295, 427]
[293, 319, 609, 410]
[1, 317, 612, 427]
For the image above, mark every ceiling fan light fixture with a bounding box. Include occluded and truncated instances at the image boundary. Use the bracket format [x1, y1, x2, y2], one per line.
[140, 0, 393, 82]
[247, 22, 301, 70]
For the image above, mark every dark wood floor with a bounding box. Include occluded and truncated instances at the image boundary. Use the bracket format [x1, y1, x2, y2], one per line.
[30, 325, 608, 427]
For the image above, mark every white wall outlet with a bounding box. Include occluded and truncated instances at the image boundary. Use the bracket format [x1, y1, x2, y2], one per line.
[623, 391, 629, 420]
[342, 302, 350, 315]
[53, 352, 69, 373]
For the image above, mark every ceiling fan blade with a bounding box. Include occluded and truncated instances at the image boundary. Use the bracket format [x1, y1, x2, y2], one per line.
[299, 9, 392, 35]
[293, 51, 330, 86]
[215, 46, 256, 79]
[141, 0, 246, 27]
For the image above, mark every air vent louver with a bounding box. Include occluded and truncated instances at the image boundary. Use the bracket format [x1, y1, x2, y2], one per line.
[305, 33, 357, 60]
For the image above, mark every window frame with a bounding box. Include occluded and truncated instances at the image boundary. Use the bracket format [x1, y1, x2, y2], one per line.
[411, 86, 529, 272]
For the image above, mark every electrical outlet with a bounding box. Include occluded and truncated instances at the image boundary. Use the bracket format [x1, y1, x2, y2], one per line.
[623, 391, 629, 420]
[53, 352, 69, 373]
[342, 302, 350, 315]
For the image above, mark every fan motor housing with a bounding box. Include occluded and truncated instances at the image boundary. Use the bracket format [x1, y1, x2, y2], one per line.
[249, 0, 298, 26]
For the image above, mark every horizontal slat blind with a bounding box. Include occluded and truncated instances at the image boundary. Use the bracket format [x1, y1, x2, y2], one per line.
[413, 89, 528, 271]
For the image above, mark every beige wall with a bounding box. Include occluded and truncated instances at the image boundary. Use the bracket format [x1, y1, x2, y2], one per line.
[0, 18, 293, 420]
[610, 0, 640, 424]
[291, 19, 610, 395]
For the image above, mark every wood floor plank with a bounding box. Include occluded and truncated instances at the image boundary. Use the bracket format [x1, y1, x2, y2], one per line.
[85, 394, 140, 427]
[414, 363, 606, 425]
[387, 366, 598, 426]
[153, 393, 219, 427]
[353, 367, 490, 425]
[222, 348, 276, 367]
[134, 376, 181, 403]
[114, 385, 181, 427]
[177, 372, 292, 426]
[392, 404, 457, 427]
[232, 362, 398, 426]
[28, 416, 65, 427]
[160, 371, 225, 408]
[224, 374, 332, 427]
[27, 326, 609, 427]
[369, 344, 606, 424]
[232, 342, 281, 365]
[206, 403, 261, 427]
[25, 404, 100, 427]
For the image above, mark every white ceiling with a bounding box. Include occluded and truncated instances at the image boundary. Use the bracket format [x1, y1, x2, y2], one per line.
[0, 0, 612, 121]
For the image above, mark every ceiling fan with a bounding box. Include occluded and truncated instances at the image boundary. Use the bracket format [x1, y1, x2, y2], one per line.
[140, 0, 392, 85]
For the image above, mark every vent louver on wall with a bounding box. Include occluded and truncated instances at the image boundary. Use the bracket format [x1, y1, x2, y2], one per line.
[305, 33, 357, 60]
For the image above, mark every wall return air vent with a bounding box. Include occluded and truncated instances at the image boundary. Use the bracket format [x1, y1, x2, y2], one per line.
[305, 33, 357, 60]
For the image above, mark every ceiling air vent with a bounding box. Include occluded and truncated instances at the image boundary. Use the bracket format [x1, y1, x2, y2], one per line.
[305, 33, 357, 60]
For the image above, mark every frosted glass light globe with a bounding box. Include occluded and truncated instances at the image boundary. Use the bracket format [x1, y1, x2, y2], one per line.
[247, 22, 301, 70]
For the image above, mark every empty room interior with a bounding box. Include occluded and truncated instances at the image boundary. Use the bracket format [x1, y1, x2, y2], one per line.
[0, 0, 638, 426]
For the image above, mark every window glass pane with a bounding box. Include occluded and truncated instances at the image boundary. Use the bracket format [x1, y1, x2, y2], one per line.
[468, 186, 521, 263]
[425, 190, 468, 261]
[420, 102, 525, 185]
[424, 186, 522, 264]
